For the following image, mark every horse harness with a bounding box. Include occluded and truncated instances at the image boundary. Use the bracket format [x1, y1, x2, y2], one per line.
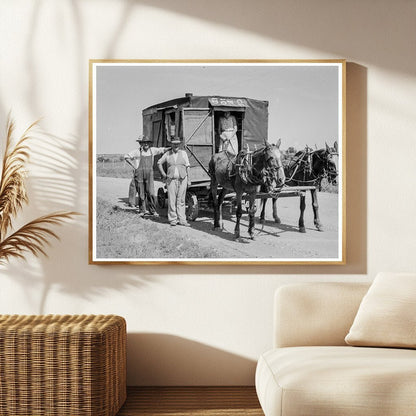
[286, 147, 338, 188]
[216, 146, 282, 191]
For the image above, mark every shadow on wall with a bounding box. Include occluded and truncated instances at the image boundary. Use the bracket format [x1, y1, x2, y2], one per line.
[3, 259, 154, 314]
[137, 0, 415, 76]
[0, 1, 123, 311]
[127, 333, 257, 386]
[0, 1, 155, 311]
[344, 63, 367, 275]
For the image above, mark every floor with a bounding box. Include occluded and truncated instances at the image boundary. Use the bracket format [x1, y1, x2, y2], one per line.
[117, 386, 264, 416]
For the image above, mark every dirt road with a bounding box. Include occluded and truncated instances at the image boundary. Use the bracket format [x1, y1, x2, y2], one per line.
[96, 177, 340, 260]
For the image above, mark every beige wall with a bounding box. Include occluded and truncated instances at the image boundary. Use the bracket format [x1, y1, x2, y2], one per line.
[0, 0, 415, 385]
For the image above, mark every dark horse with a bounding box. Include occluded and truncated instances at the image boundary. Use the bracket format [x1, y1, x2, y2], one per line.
[260, 141, 338, 233]
[209, 141, 285, 240]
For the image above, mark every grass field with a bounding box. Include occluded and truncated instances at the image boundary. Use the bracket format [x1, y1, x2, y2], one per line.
[96, 159, 133, 179]
[96, 198, 222, 259]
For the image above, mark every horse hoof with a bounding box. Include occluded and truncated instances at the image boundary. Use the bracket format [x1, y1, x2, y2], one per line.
[250, 235, 255, 241]
[259, 218, 265, 225]
[213, 226, 221, 231]
[316, 225, 324, 232]
[274, 218, 281, 224]
[299, 227, 306, 233]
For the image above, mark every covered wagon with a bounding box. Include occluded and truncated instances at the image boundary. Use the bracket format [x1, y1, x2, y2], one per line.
[142, 93, 270, 219]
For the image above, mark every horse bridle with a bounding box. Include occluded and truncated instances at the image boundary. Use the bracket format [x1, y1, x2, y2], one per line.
[318, 148, 338, 184]
[261, 147, 285, 192]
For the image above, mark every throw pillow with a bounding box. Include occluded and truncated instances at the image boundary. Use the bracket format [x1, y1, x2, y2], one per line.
[345, 272, 416, 348]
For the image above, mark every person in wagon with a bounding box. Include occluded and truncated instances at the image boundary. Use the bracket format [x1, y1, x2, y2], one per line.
[218, 111, 238, 155]
[157, 139, 191, 227]
[124, 135, 170, 217]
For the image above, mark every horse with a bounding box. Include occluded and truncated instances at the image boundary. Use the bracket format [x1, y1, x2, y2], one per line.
[259, 141, 338, 233]
[209, 140, 285, 241]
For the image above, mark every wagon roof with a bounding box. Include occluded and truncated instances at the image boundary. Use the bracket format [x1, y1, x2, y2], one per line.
[142, 94, 270, 150]
[143, 94, 268, 112]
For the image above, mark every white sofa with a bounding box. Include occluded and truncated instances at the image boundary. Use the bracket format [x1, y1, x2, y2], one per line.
[255, 281, 416, 416]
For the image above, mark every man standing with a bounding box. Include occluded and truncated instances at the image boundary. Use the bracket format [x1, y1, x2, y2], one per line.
[157, 139, 191, 226]
[124, 135, 169, 216]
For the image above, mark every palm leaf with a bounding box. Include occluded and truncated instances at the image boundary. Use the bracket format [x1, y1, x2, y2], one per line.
[0, 117, 37, 238]
[0, 211, 79, 264]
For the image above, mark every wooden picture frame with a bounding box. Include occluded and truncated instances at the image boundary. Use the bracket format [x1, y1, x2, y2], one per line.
[89, 60, 346, 265]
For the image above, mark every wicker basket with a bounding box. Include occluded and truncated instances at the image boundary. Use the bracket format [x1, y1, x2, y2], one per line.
[0, 314, 126, 416]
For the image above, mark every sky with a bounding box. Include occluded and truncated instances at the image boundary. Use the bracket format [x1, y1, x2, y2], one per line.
[94, 63, 342, 154]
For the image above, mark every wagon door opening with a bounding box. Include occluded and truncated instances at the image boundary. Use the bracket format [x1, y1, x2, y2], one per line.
[213, 110, 245, 153]
[208, 97, 248, 153]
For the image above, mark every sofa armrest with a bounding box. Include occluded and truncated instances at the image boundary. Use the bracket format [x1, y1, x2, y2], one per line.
[274, 282, 370, 348]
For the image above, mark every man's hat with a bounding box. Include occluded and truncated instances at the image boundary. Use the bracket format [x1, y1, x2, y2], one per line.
[137, 135, 152, 143]
[171, 139, 181, 144]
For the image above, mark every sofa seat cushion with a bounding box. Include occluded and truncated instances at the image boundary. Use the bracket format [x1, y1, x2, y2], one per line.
[256, 346, 416, 416]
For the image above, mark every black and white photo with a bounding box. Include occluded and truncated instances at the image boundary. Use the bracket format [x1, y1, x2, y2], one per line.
[89, 60, 345, 264]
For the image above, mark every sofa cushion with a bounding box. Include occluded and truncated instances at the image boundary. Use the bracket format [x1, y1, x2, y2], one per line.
[345, 272, 416, 348]
[274, 283, 370, 348]
[256, 346, 416, 416]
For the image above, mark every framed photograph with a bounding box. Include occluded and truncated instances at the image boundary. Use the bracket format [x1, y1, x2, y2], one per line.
[89, 60, 345, 265]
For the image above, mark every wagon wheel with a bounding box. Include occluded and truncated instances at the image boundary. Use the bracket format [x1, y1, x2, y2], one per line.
[157, 187, 166, 208]
[186, 191, 199, 221]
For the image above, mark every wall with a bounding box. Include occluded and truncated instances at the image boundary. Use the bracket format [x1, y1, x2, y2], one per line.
[0, 0, 415, 385]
